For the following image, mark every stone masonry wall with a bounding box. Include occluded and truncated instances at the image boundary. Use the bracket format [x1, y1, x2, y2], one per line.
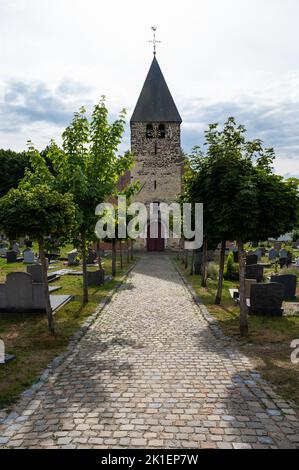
[130, 121, 183, 250]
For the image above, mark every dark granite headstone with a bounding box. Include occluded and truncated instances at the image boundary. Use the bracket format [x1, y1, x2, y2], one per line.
[245, 279, 257, 298]
[270, 274, 297, 300]
[86, 250, 97, 265]
[268, 248, 276, 261]
[6, 251, 17, 263]
[194, 252, 203, 275]
[68, 249, 79, 266]
[245, 264, 264, 282]
[279, 249, 288, 259]
[279, 257, 288, 269]
[246, 254, 258, 266]
[27, 264, 43, 283]
[87, 269, 105, 286]
[249, 283, 284, 316]
[6, 272, 33, 311]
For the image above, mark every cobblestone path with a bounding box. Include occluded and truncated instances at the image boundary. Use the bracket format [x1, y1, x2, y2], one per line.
[0, 254, 298, 449]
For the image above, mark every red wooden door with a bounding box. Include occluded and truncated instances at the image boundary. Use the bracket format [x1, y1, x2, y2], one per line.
[147, 222, 164, 252]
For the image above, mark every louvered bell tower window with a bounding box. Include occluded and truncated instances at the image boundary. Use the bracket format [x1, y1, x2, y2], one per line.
[146, 124, 153, 138]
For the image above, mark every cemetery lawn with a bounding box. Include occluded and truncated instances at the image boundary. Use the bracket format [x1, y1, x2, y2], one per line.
[0, 251, 135, 411]
[175, 258, 299, 409]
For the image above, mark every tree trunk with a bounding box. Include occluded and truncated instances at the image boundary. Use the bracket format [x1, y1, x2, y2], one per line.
[215, 240, 226, 305]
[96, 240, 103, 270]
[112, 239, 116, 277]
[190, 249, 195, 275]
[184, 250, 188, 270]
[119, 240, 123, 269]
[201, 239, 208, 287]
[38, 237, 55, 335]
[130, 240, 134, 261]
[126, 240, 130, 264]
[238, 240, 248, 337]
[81, 232, 88, 304]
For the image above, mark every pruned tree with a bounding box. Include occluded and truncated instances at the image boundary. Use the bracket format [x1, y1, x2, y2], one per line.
[183, 118, 299, 336]
[22, 98, 135, 304]
[0, 185, 76, 335]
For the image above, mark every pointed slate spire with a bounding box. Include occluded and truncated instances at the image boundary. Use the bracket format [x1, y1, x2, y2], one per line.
[131, 56, 182, 123]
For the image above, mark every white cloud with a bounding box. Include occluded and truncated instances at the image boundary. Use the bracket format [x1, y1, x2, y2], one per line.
[0, 0, 298, 175]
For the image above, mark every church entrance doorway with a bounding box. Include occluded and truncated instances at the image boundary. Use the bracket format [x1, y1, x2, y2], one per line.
[147, 222, 165, 252]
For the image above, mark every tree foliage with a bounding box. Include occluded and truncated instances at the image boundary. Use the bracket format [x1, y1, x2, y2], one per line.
[183, 117, 299, 336]
[0, 149, 31, 198]
[0, 185, 76, 334]
[21, 98, 135, 303]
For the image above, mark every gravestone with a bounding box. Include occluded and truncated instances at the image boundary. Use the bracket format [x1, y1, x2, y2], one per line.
[270, 274, 297, 300]
[279, 258, 287, 268]
[274, 241, 282, 251]
[259, 247, 266, 256]
[245, 279, 257, 298]
[0, 243, 8, 257]
[27, 264, 43, 283]
[12, 242, 19, 254]
[68, 249, 79, 266]
[6, 272, 33, 311]
[279, 249, 288, 259]
[6, 251, 17, 263]
[268, 248, 276, 261]
[23, 249, 35, 263]
[87, 269, 105, 286]
[246, 254, 258, 266]
[0, 271, 71, 313]
[245, 264, 264, 283]
[254, 248, 262, 261]
[194, 252, 203, 275]
[249, 283, 284, 316]
[86, 250, 97, 265]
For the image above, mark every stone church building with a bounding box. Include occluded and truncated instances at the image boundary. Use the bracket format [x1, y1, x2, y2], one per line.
[130, 55, 184, 251]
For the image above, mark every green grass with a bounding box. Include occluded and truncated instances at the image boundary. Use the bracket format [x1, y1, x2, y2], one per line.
[175, 255, 299, 409]
[0, 251, 135, 410]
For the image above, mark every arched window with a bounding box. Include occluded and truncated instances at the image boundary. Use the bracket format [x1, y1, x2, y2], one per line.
[158, 124, 165, 138]
[146, 124, 153, 138]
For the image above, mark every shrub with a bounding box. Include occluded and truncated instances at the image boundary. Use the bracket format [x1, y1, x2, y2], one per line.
[207, 262, 219, 280]
[224, 252, 239, 281]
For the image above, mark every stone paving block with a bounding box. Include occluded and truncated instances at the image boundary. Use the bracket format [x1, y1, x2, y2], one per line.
[0, 254, 298, 449]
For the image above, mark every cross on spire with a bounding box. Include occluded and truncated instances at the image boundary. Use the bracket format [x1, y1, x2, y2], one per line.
[148, 26, 161, 55]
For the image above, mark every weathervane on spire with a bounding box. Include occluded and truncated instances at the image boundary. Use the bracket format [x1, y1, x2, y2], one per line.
[149, 26, 161, 55]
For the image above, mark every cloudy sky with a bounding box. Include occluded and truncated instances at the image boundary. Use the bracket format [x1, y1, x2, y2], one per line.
[0, 0, 299, 176]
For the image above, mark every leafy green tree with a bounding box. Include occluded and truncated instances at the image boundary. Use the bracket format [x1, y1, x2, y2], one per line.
[22, 98, 134, 303]
[0, 185, 76, 335]
[0, 149, 31, 198]
[184, 118, 299, 336]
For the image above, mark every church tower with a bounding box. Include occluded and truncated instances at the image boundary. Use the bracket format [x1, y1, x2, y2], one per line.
[130, 54, 183, 251]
